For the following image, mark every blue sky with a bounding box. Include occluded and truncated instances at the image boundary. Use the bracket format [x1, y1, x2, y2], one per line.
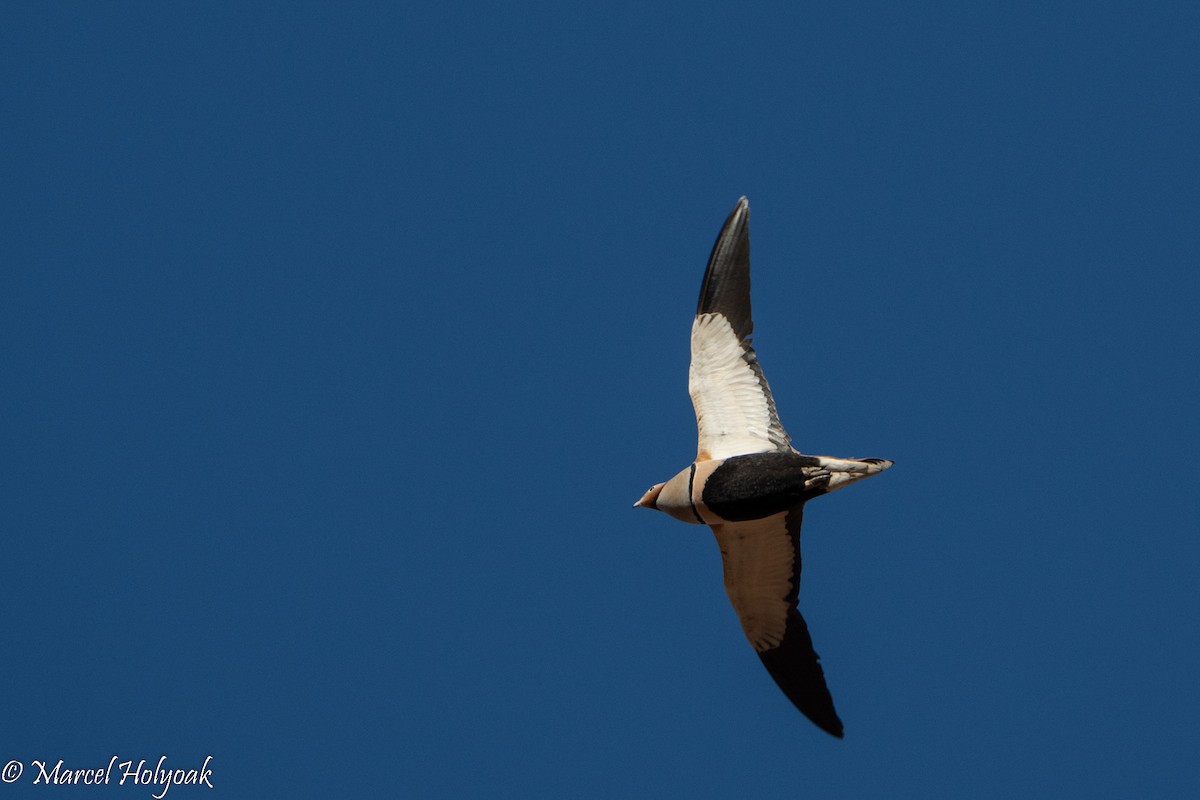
[3, 1, 1198, 797]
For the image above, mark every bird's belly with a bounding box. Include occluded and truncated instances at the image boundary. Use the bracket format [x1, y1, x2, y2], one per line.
[700, 452, 825, 522]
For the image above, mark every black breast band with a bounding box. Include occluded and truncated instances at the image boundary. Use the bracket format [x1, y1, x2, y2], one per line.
[687, 463, 707, 524]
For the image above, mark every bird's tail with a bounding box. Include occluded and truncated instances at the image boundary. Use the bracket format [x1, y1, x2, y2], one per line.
[814, 456, 893, 494]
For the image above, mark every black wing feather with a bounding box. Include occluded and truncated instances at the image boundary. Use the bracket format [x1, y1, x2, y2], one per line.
[757, 606, 844, 738]
[695, 196, 753, 341]
[758, 504, 843, 737]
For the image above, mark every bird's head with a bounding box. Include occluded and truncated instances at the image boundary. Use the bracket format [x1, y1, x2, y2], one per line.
[633, 483, 664, 510]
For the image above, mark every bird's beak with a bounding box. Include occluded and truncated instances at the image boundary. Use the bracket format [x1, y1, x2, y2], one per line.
[633, 483, 664, 509]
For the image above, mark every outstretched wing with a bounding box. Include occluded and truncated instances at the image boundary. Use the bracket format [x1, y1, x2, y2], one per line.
[690, 197, 791, 461]
[710, 507, 843, 738]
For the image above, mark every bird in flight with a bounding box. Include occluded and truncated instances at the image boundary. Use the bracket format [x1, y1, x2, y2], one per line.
[634, 197, 892, 738]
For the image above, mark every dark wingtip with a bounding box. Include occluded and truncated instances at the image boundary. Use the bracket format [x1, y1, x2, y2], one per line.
[825, 717, 846, 739]
[695, 197, 753, 340]
[757, 608, 845, 738]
